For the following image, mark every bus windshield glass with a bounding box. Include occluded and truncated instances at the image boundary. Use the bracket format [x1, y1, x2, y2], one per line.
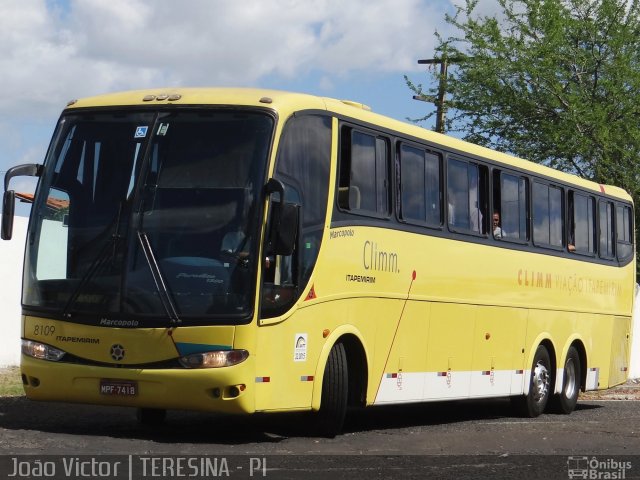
[23, 109, 273, 325]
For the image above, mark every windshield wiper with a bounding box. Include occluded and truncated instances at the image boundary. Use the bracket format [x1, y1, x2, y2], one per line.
[63, 203, 126, 318]
[137, 231, 181, 324]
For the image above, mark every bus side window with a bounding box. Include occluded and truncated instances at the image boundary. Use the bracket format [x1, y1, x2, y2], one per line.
[616, 204, 634, 261]
[568, 191, 596, 255]
[598, 200, 615, 259]
[447, 158, 488, 234]
[338, 127, 390, 216]
[398, 144, 442, 226]
[533, 181, 564, 249]
[493, 170, 529, 242]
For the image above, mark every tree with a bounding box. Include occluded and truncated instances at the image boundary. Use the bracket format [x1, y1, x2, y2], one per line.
[407, 0, 640, 276]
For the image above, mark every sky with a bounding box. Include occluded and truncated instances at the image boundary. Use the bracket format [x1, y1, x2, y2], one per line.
[0, 0, 498, 213]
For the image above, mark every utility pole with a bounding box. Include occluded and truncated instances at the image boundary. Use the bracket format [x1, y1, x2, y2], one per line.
[413, 56, 464, 134]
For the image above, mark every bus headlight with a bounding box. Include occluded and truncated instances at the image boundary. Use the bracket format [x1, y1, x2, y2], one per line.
[179, 350, 249, 369]
[22, 340, 66, 361]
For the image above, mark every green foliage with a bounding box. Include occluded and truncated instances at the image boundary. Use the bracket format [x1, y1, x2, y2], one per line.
[51, 206, 69, 222]
[409, 0, 640, 278]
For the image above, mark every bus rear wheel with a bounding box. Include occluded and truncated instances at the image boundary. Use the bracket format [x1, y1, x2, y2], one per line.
[549, 346, 581, 414]
[316, 342, 348, 437]
[513, 345, 552, 417]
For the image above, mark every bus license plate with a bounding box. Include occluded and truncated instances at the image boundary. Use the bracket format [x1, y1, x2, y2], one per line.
[99, 379, 138, 396]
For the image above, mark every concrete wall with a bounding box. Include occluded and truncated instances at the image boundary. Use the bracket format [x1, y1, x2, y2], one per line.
[1, 215, 639, 378]
[629, 286, 640, 379]
[0, 216, 27, 366]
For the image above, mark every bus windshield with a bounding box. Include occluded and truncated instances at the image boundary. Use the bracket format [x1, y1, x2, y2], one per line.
[24, 109, 273, 326]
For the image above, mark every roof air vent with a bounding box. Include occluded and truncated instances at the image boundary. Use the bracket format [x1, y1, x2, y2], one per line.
[340, 100, 372, 111]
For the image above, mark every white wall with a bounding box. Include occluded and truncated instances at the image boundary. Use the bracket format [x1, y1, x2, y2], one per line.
[0, 216, 27, 366]
[0, 215, 639, 379]
[629, 285, 640, 379]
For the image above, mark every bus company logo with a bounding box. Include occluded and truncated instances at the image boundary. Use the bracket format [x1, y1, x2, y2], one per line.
[363, 240, 400, 274]
[110, 344, 126, 361]
[567, 456, 631, 479]
[518, 269, 623, 297]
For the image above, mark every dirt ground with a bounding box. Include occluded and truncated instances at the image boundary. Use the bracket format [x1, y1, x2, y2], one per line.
[580, 377, 640, 400]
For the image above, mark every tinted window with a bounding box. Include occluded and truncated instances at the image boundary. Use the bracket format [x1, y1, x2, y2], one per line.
[616, 204, 634, 261]
[533, 182, 563, 247]
[496, 172, 528, 241]
[399, 144, 442, 225]
[338, 128, 389, 215]
[447, 158, 487, 234]
[599, 201, 615, 259]
[263, 114, 332, 318]
[570, 191, 596, 254]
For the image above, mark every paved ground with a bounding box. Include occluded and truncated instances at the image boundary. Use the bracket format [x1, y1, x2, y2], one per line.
[1, 370, 638, 479]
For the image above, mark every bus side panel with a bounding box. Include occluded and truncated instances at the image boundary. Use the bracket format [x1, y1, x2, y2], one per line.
[254, 298, 387, 412]
[423, 303, 475, 400]
[471, 306, 528, 397]
[373, 300, 429, 404]
[526, 311, 618, 392]
[524, 309, 567, 392]
[253, 310, 319, 412]
[576, 313, 616, 391]
[608, 316, 631, 387]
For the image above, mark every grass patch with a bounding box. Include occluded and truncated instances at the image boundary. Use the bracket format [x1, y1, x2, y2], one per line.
[0, 367, 24, 397]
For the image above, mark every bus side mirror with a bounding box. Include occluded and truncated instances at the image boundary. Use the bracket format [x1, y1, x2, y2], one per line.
[269, 203, 299, 256]
[1, 190, 15, 240]
[2, 163, 43, 241]
[264, 178, 299, 256]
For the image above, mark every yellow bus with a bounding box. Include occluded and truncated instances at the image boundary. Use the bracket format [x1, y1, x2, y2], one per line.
[1, 88, 635, 436]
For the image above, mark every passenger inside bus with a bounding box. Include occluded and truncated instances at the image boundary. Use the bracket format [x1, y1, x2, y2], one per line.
[493, 211, 504, 239]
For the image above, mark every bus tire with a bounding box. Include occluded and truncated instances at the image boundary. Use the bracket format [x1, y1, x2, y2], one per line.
[136, 408, 166, 426]
[316, 342, 348, 437]
[513, 344, 552, 418]
[549, 346, 581, 414]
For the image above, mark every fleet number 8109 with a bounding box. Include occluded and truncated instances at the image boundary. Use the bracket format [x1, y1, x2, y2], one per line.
[33, 325, 56, 336]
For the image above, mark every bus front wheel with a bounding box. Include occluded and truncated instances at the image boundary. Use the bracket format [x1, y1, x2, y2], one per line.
[549, 346, 581, 414]
[316, 342, 348, 437]
[513, 345, 552, 418]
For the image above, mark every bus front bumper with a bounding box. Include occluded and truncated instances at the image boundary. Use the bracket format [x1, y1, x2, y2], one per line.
[20, 355, 255, 415]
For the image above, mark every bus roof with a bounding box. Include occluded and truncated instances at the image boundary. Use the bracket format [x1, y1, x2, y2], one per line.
[65, 87, 632, 203]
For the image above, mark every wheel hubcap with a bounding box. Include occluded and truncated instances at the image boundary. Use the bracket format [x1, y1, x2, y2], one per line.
[532, 361, 550, 404]
[564, 359, 576, 399]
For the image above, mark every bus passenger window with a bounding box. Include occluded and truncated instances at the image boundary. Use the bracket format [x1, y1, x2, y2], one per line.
[599, 201, 615, 259]
[338, 128, 389, 216]
[494, 171, 528, 241]
[447, 159, 487, 234]
[533, 182, 563, 248]
[568, 191, 596, 255]
[399, 144, 442, 225]
[616, 204, 633, 261]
